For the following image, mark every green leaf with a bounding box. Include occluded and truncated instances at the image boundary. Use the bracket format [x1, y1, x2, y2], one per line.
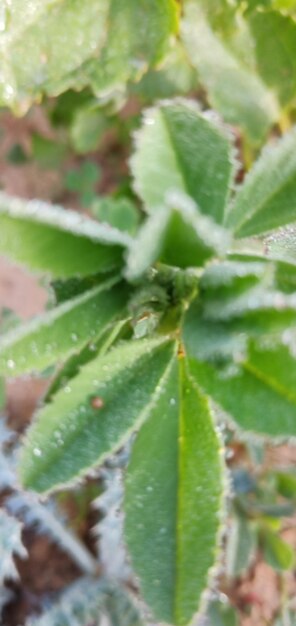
[183, 298, 246, 363]
[44, 317, 129, 402]
[19, 337, 175, 493]
[0, 0, 178, 110]
[91, 196, 140, 235]
[0, 0, 109, 109]
[132, 44, 197, 101]
[202, 289, 296, 334]
[0, 193, 131, 278]
[181, 3, 278, 143]
[183, 274, 296, 363]
[274, 258, 296, 293]
[226, 127, 296, 236]
[0, 279, 128, 376]
[125, 357, 224, 626]
[0, 509, 27, 584]
[51, 273, 116, 305]
[31, 133, 68, 169]
[6, 143, 28, 165]
[200, 260, 269, 298]
[125, 196, 230, 281]
[249, 10, 296, 106]
[131, 101, 235, 224]
[188, 338, 296, 438]
[276, 471, 296, 499]
[70, 105, 110, 154]
[247, 338, 296, 395]
[206, 600, 239, 626]
[65, 161, 100, 208]
[226, 515, 257, 577]
[265, 226, 296, 267]
[84, 0, 179, 98]
[261, 528, 295, 571]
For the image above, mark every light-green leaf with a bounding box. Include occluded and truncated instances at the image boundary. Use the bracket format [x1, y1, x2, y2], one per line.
[0, 0, 178, 110]
[181, 3, 278, 143]
[131, 101, 235, 224]
[249, 10, 296, 106]
[0, 0, 108, 109]
[262, 529, 295, 571]
[0, 279, 128, 376]
[19, 337, 175, 493]
[84, 0, 179, 98]
[125, 357, 224, 626]
[0, 193, 131, 278]
[226, 127, 296, 236]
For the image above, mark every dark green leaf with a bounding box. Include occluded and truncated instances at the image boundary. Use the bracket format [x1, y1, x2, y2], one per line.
[0, 279, 128, 376]
[125, 357, 224, 625]
[6, 143, 28, 165]
[188, 339, 296, 438]
[276, 471, 296, 499]
[19, 337, 175, 493]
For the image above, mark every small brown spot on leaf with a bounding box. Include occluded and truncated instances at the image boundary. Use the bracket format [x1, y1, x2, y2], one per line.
[91, 397, 104, 410]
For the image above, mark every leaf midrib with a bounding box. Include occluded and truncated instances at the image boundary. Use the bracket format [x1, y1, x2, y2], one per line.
[243, 359, 296, 405]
